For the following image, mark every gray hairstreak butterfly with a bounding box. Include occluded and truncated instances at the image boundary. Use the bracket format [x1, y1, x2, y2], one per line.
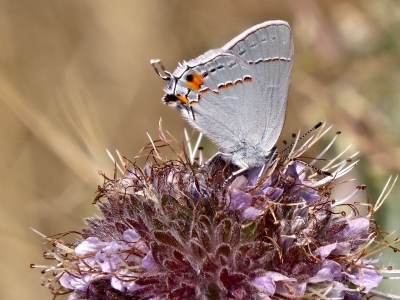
[151, 20, 293, 176]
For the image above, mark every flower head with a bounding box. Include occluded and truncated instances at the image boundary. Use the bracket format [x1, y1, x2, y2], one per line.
[32, 124, 399, 299]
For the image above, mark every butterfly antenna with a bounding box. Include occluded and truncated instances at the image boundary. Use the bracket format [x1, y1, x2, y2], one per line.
[288, 157, 332, 176]
[280, 121, 332, 177]
[281, 121, 323, 154]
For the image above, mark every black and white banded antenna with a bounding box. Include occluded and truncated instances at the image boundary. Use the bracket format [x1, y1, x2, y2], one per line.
[281, 121, 324, 154]
[279, 121, 332, 177]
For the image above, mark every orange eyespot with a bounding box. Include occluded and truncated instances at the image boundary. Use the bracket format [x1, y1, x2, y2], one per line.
[176, 94, 190, 104]
[185, 73, 204, 91]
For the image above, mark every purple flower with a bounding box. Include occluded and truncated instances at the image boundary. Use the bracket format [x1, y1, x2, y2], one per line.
[54, 228, 149, 298]
[32, 125, 399, 299]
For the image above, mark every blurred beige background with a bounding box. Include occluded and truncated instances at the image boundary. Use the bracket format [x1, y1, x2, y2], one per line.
[1, 0, 400, 299]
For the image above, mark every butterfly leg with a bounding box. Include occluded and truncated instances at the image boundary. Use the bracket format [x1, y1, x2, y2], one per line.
[231, 162, 249, 177]
[204, 151, 228, 165]
[204, 152, 251, 181]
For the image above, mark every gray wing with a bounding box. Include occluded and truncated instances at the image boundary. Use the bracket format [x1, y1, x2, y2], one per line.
[169, 21, 293, 154]
[223, 20, 293, 150]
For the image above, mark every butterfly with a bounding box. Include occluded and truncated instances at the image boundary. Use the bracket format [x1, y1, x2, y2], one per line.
[152, 20, 293, 176]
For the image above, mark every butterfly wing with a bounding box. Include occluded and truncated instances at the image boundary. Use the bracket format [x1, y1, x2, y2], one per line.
[162, 20, 293, 159]
[223, 21, 293, 151]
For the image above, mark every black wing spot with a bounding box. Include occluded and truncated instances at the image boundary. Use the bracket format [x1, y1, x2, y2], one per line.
[217, 65, 224, 70]
[239, 49, 246, 55]
[186, 74, 194, 82]
[163, 94, 178, 103]
[210, 68, 216, 73]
